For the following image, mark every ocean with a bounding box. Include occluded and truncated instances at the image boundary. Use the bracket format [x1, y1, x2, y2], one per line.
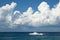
[0, 32, 60, 40]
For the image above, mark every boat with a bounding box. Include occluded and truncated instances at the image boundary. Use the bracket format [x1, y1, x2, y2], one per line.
[29, 32, 44, 35]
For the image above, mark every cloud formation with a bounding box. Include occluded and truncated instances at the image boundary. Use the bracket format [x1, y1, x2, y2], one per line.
[0, 2, 16, 28]
[0, 1, 60, 28]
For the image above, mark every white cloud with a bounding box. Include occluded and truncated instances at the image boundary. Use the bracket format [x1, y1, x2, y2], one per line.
[0, 2, 16, 20]
[0, 1, 60, 28]
[14, 10, 21, 15]
[6, 14, 12, 23]
[38, 1, 50, 13]
[0, 2, 16, 28]
[13, 2, 60, 27]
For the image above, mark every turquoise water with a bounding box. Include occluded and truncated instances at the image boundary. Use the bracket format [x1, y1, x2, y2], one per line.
[0, 32, 60, 40]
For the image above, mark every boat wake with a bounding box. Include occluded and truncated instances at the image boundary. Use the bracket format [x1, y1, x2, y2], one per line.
[29, 32, 44, 35]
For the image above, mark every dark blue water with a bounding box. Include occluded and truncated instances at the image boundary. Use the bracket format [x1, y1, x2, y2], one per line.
[0, 32, 60, 40]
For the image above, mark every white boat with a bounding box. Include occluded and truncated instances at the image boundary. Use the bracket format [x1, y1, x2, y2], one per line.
[29, 32, 44, 35]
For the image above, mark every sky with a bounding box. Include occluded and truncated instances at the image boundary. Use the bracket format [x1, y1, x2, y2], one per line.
[0, 0, 59, 12]
[0, 0, 60, 32]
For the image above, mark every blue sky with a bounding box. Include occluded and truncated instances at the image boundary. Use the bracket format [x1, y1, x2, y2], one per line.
[0, 0, 60, 32]
[0, 0, 59, 13]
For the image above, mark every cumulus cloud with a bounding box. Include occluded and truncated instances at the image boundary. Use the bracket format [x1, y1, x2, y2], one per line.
[0, 1, 60, 28]
[0, 2, 16, 28]
[0, 2, 16, 20]
[13, 2, 60, 27]
[38, 1, 50, 13]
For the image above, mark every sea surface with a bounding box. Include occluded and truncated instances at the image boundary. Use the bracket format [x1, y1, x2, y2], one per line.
[0, 32, 60, 40]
